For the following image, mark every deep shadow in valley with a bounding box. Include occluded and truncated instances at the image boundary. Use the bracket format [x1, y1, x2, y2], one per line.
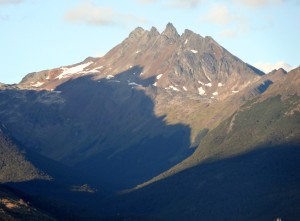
[2, 74, 300, 220]
[97, 143, 300, 221]
[0, 66, 193, 192]
[4, 143, 300, 221]
[54, 66, 193, 190]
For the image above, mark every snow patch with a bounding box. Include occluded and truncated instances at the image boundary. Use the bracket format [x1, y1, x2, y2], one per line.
[198, 87, 205, 95]
[156, 74, 163, 80]
[185, 39, 188, 44]
[32, 81, 44, 87]
[81, 68, 101, 74]
[232, 90, 239, 93]
[106, 75, 114, 79]
[153, 82, 157, 86]
[218, 83, 223, 87]
[56, 62, 93, 79]
[46, 76, 50, 80]
[198, 81, 204, 85]
[203, 71, 212, 82]
[166, 85, 179, 91]
[140, 72, 144, 76]
[191, 50, 198, 54]
[136, 50, 141, 54]
[205, 83, 212, 87]
[182, 86, 187, 91]
[128, 82, 141, 87]
[212, 92, 218, 96]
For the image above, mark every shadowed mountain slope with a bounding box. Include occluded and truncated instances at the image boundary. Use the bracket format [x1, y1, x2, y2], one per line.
[99, 144, 300, 221]
[0, 70, 193, 190]
[97, 89, 300, 220]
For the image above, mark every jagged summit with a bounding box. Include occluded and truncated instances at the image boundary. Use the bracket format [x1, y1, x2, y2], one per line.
[268, 68, 287, 75]
[181, 29, 201, 39]
[18, 23, 264, 100]
[128, 27, 146, 40]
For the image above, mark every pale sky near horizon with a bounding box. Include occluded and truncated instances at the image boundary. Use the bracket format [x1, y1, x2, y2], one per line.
[0, 0, 299, 84]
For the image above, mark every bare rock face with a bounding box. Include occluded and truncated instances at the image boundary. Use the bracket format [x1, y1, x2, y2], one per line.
[90, 23, 263, 101]
[18, 23, 264, 101]
[161, 22, 180, 41]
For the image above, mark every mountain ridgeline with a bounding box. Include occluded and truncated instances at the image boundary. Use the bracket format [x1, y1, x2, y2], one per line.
[0, 23, 299, 221]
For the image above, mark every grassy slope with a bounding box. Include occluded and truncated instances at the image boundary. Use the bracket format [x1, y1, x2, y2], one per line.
[194, 95, 300, 161]
[0, 127, 49, 183]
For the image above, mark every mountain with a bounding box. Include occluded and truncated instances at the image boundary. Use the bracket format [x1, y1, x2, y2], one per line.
[15, 23, 267, 144]
[0, 23, 299, 220]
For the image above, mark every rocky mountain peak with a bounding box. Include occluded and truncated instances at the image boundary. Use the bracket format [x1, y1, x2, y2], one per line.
[268, 68, 287, 76]
[17, 23, 266, 101]
[204, 36, 219, 45]
[276, 68, 287, 74]
[128, 27, 146, 40]
[181, 29, 199, 38]
[162, 22, 179, 39]
[149, 26, 160, 37]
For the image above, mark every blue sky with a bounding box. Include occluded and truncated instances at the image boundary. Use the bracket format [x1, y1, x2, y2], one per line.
[0, 0, 299, 84]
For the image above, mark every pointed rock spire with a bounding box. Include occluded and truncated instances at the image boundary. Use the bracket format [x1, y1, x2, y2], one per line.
[149, 26, 160, 37]
[277, 68, 287, 74]
[162, 23, 179, 39]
